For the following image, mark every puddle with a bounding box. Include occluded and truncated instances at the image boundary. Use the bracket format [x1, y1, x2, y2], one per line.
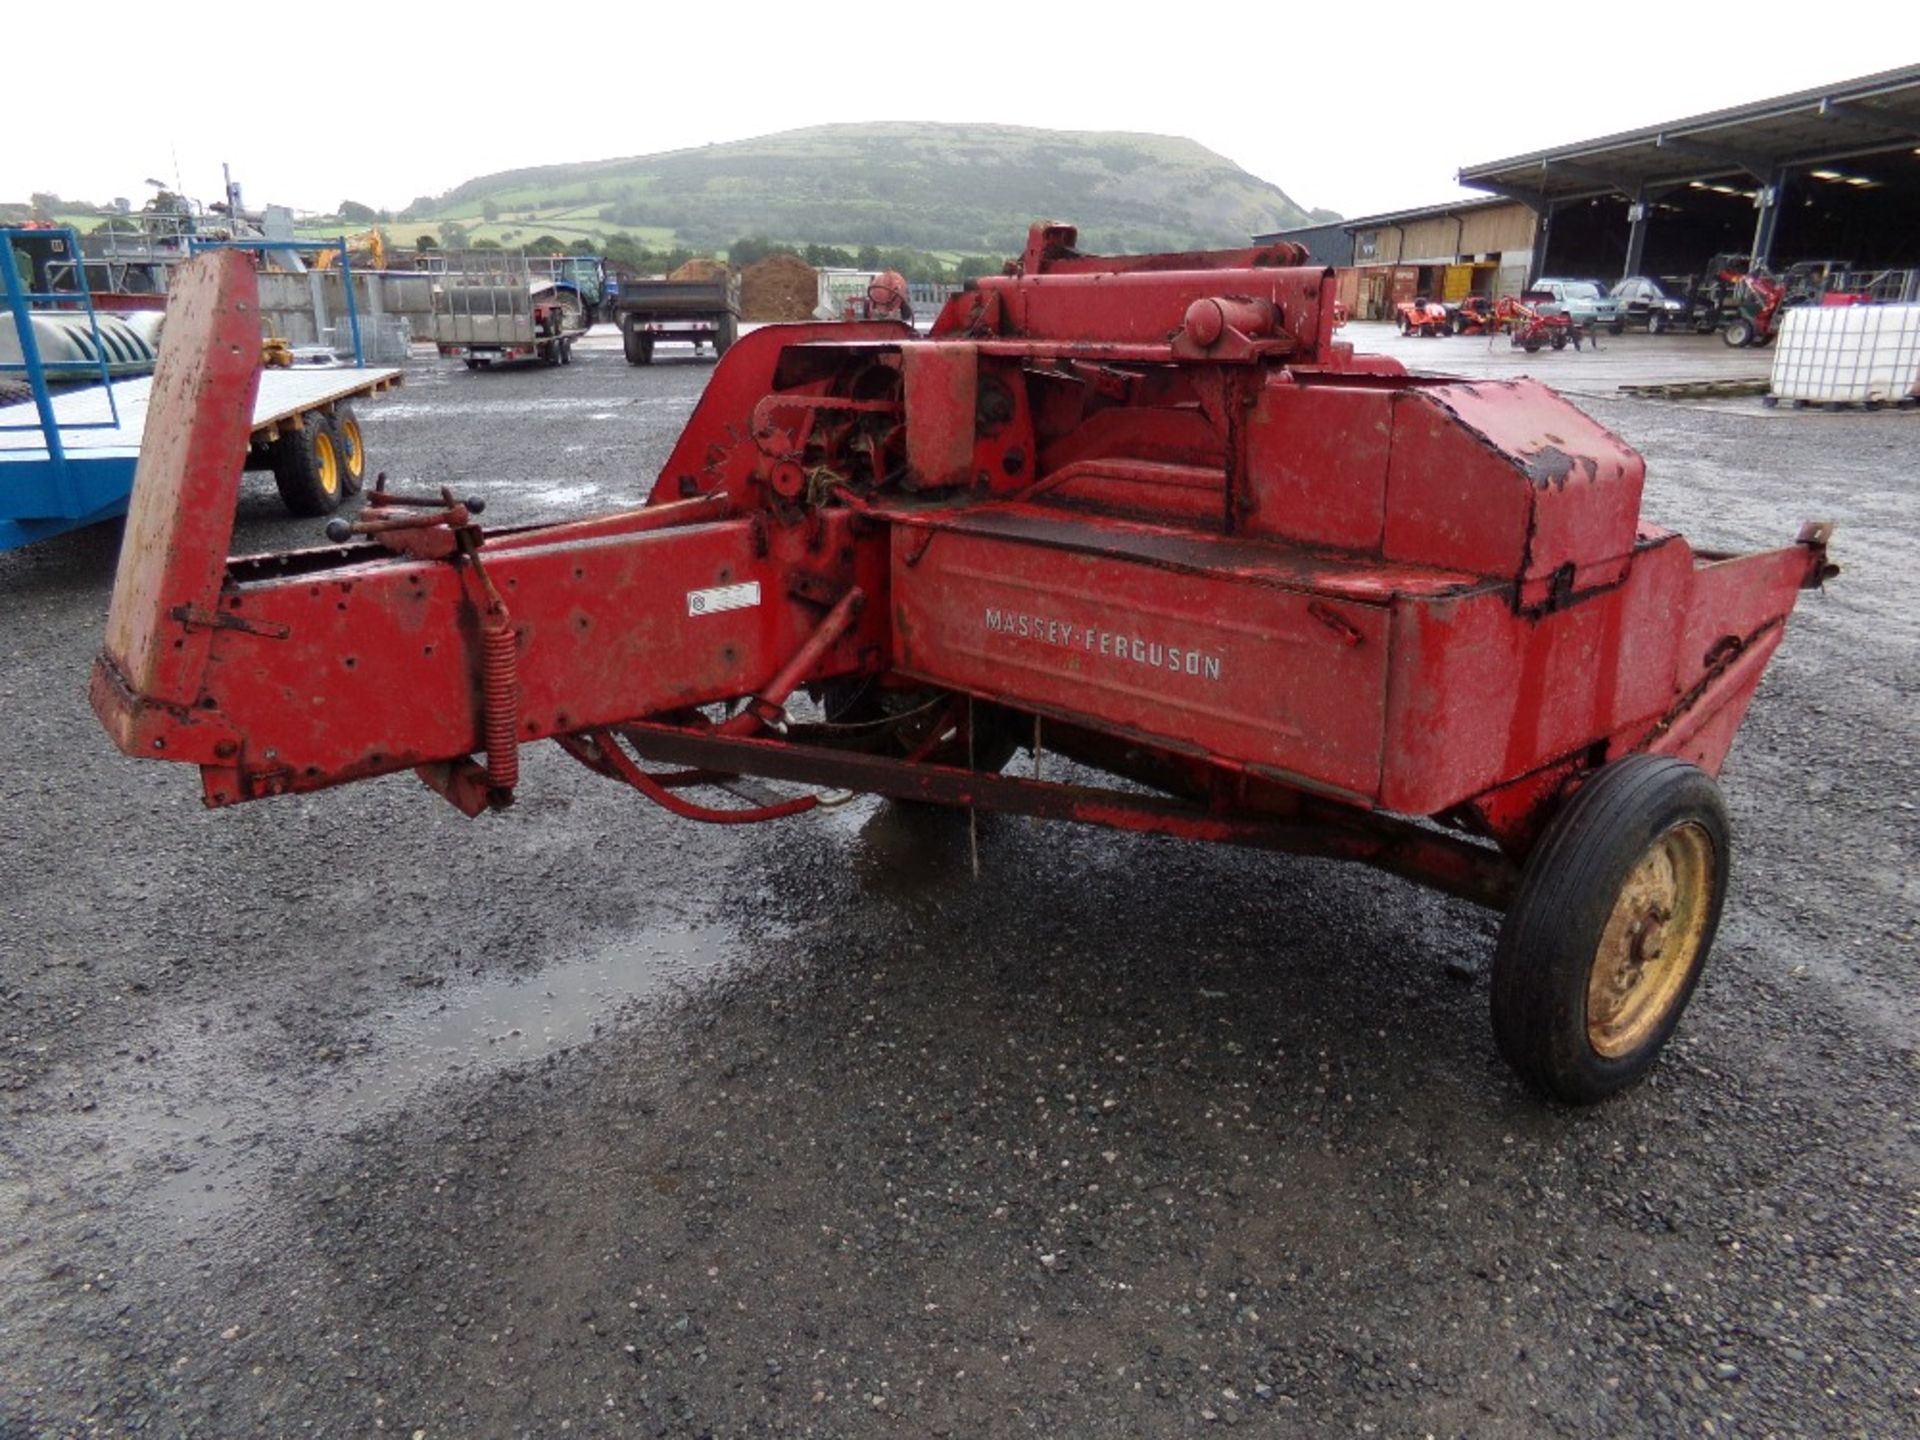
[362, 395, 692, 421]
[66, 925, 732, 1235]
[523, 482, 605, 508]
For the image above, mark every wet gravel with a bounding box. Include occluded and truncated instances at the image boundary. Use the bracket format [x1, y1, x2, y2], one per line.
[1, 330, 1914, 1438]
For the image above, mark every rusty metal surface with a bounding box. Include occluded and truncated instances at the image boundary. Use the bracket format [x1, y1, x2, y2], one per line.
[96, 252, 263, 721]
[617, 721, 1517, 909]
[88, 224, 1825, 909]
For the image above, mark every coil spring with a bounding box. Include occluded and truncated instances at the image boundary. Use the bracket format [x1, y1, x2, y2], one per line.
[483, 615, 519, 793]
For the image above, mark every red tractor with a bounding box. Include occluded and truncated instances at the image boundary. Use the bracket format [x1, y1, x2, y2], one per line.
[91, 223, 1833, 1103]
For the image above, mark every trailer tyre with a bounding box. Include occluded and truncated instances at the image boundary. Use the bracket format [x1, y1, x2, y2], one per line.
[1724, 318, 1754, 348]
[1491, 755, 1729, 1105]
[715, 314, 738, 357]
[270, 415, 348, 516]
[333, 403, 367, 495]
[623, 327, 654, 366]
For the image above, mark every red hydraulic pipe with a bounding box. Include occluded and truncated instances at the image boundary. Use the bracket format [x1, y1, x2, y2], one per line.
[719, 586, 866, 737]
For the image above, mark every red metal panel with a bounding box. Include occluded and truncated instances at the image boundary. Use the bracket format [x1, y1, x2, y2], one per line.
[901, 345, 976, 489]
[1379, 537, 1692, 814]
[1243, 377, 1393, 552]
[97, 510, 888, 805]
[99, 252, 263, 714]
[1381, 381, 1645, 602]
[1426, 380, 1645, 604]
[1381, 387, 1533, 579]
[889, 518, 1391, 803]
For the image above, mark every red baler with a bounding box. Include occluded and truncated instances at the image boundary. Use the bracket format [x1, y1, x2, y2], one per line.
[92, 225, 1833, 1101]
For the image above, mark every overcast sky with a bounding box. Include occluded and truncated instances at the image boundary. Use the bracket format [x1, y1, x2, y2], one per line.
[4, 4, 1905, 234]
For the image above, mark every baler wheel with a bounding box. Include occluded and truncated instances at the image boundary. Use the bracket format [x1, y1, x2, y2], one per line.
[1491, 755, 1729, 1104]
[1724, 318, 1755, 348]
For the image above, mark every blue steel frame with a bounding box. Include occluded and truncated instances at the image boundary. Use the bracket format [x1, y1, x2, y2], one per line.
[1, 226, 136, 550]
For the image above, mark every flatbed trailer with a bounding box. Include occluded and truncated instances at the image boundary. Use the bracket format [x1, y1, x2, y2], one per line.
[613, 274, 741, 365]
[0, 365, 401, 548]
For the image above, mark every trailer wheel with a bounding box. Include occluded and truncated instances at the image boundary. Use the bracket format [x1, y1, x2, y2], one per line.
[715, 314, 738, 357]
[333, 403, 367, 495]
[623, 327, 654, 366]
[270, 415, 347, 516]
[1724, 318, 1754, 348]
[1491, 755, 1729, 1104]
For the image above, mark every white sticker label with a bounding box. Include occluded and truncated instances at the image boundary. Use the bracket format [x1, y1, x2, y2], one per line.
[687, 581, 761, 617]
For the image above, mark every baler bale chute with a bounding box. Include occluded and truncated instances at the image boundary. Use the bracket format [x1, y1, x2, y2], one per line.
[90, 225, 1835, 1102]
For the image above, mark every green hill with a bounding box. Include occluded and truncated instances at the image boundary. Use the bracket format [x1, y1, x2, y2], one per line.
[415, 122, 1330, 256]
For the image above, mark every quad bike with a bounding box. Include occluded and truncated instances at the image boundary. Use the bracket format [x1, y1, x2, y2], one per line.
[1396, 297, 1450, 337]
[1449, 294, 1509, 336]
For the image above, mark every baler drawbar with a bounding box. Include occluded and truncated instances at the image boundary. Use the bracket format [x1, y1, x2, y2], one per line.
[91, 225, 1834, 1102]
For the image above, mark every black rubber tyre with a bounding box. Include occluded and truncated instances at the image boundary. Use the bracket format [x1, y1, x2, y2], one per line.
[1523, 338, 1543, 353]
[714, 313, 738, 357]
[1491, 755, 1730, 1104]
[1724, 318, 1754, 348]
[623, 325, 654, 366]
[270, 414, 348, 516]
[1551, 331, 1568, 350]
[559, 337, 573, 365]
[332, 402, 367, 496]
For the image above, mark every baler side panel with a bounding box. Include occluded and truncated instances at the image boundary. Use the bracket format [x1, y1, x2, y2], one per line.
[1379, 536, 1692, 816]
[889, 523, 1391, 803]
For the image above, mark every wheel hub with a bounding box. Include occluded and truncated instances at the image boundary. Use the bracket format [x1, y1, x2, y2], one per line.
[1587, 824, 1714, 1059]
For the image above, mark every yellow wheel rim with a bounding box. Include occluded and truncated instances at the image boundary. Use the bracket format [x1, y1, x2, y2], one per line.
[1587, 821, 1716, 1057]
[315, 430, 340, 496]
[339, 416, 364, 481]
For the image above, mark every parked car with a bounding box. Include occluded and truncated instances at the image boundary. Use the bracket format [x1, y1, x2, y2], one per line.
[1610, 276, 1696, 334]
[1524, 278, 1625, 334]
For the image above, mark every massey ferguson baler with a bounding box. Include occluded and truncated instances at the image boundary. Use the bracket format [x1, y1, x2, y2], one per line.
[91, 226, 1834, 1103]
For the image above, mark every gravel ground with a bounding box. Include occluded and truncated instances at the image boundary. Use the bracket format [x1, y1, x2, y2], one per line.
[1, 327, 1914, 1438]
